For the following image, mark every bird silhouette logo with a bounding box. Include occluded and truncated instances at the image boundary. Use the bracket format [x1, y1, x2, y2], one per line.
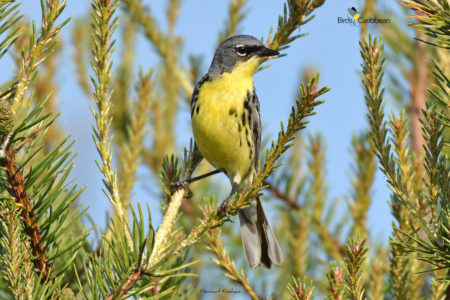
[348, 6, 362, 26]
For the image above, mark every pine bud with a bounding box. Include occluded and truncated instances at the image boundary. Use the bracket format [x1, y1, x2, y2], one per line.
[0, 101, 13, 138]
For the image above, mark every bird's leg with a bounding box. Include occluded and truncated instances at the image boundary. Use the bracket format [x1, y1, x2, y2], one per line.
[170, 169, 222, 196]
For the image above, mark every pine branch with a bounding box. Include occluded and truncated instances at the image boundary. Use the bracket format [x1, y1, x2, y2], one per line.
[360, 36, 423, 218]
[0, 103, 48, 282]
[84, 202, 191, 299]
[206, 226, 259, 300]
[287, 276, 314, 300]
[90, 0, 132, 247]
[0, 2, 88, 295]
[121, 0, 193, 97]
[0, 201, 35, 298]
[343, 239, 367, 300]
[119, 70, 153, 206]
[1, 146, 51, 280]
[121, 0, 185, 173]
[307, 134, 346, 262]
[393, 104, 450, 277]
[361, 36, 392, 190]
[326, 263, 344, 300]
[384, 5, 450, 291]
[218, 0, 248, 43]
[111, 13, 136, 148]
[32, 36, 63, 151]
[366, 247, 388, 300]
[266, 0, 326, 52]
[146, 189, 185, 270]
[399, 0, 450, 49]
[1, 98, 87, 296]
[428, 59, 450, 157]
[10, 0, 68, 106]
[71, 19, 91, 99]
[296, 225, 310, 281]
[360, 35, 420, 299]
[349, 133, 376, 238]
[0, 0, 23, 60]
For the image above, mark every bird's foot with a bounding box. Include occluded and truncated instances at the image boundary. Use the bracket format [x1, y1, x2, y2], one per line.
[169, 181, 193, 198]
[217, 196, 234, 222]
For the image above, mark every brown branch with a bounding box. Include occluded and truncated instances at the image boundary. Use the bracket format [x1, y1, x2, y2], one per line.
[409, 30, 429, 155]
[398, 2, 432, 16]
[1, 147, 50, 280]
[106, 268, 143, 300]
[263, 179, 301, 210]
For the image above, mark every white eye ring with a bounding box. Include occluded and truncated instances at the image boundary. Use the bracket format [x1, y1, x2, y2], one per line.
[235, 45, 247, 57]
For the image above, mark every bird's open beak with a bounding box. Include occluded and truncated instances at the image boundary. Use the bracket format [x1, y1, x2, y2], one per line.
[257, 46, 279, 57]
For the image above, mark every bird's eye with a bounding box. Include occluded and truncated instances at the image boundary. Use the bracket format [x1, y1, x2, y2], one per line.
[235, 45, 247, 57]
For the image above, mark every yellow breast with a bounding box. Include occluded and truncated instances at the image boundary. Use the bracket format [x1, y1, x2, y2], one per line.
[192, 57, 259, 181]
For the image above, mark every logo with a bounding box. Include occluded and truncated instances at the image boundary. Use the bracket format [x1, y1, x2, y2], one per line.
[338, 6, 391, 27]
[347, 7, 362, 27]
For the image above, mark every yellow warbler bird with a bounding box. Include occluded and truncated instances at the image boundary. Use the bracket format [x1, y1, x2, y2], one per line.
[191, 35, 283, 269]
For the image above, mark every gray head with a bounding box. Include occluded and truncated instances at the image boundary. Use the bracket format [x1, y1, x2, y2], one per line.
[208, 35, 279, 77]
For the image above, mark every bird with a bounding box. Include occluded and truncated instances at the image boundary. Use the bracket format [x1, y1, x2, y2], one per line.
[348, 7, 360, 24]
[190, 35, 284, 269]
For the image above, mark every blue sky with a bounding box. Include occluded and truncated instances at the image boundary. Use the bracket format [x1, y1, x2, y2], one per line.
[5, 0, 398, 287]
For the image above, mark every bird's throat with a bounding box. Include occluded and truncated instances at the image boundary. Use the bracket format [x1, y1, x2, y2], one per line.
[203, 56, 259, 96]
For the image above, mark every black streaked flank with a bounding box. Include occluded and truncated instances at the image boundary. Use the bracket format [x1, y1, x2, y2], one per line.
[191, 89, 199, 106]
[244, 96, 250, 109]
[252, 121, 259, 145]
[190, 74, 210, 118]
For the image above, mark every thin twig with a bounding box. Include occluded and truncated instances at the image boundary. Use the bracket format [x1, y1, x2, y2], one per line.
[90, 0, 132, 248]
[106, 268, 143, 300]
[263, 179, 301, 210]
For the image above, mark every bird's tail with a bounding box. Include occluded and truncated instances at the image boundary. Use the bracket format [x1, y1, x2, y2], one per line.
[238, 197, 283, 269]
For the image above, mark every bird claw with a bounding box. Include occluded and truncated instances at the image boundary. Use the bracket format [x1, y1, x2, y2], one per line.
[217, 198, 234, 222]
[169, 181, 193, 198]
[217, 208, 233, 223]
